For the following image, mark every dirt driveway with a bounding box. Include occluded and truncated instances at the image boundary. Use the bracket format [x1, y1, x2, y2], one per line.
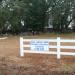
[0, 36, 19, 56]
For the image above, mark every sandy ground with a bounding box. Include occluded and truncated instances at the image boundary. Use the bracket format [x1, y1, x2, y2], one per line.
[0, 36, 75, 75]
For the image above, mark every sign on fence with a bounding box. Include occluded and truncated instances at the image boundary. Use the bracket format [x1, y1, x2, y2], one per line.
[30, 40, 49, 51]
[20, 37, 75, 59]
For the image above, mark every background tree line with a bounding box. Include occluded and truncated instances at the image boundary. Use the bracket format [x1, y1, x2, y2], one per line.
[0, 0, 75, 35]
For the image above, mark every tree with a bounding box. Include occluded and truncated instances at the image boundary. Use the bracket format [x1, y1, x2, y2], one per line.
[0, 0, 27, 34]
[24, 0, 48, 32]
[0, 0, 75, 34]
[47, 0, 75, 33]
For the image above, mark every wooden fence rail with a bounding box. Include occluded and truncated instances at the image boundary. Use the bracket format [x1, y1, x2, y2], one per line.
[20, 37, 75, 59]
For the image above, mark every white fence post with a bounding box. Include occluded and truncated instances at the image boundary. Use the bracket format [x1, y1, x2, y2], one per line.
[20, 37, 24, 57]
[57, 37, 61, 59]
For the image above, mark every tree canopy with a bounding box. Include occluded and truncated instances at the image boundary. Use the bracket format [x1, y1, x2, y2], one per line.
[0, 0, 75, 34]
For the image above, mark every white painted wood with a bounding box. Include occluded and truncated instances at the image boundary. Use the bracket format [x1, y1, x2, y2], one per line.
[61, 39, 75, 42]
[23, 45, 75, 49]
[24, 50, 57, 54]
[0, 37, 7, 40]
[24, 45, 30, 47]
[24, 50, 75, 56]
[60, 52, 75, 56]
[57, 37, 61, 59]
[23, 39, 75, 43]
[23, 39, 57, 42]
[49, 46, 75, 49]
[20, 37, 24, 57]
[49, 45, 57, 48]
[20, 37, 75, 59]
[60, 46, 75, 49]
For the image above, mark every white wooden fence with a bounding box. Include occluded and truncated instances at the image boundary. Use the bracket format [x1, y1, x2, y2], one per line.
[20, 37, 75, 59]
[0, 37, 7, 40]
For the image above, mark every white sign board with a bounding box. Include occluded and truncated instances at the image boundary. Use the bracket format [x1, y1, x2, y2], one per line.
[30, 40, 49, 51]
